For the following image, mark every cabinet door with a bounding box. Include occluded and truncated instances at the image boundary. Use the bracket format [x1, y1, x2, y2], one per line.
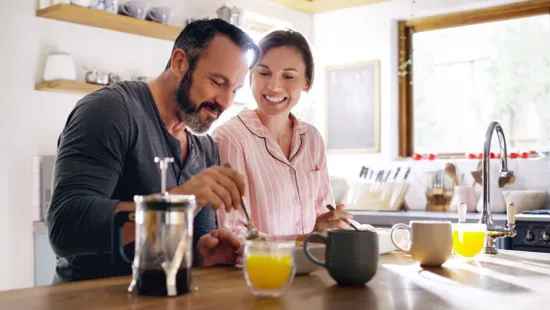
[34, 233, 56, 287]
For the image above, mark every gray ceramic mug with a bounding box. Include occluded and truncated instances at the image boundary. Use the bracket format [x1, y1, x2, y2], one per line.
[303, 229, 379, 286]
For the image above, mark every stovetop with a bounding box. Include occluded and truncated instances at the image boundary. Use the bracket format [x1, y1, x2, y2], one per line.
[515, 210, 550, 222]
[507, 210, 550, 253]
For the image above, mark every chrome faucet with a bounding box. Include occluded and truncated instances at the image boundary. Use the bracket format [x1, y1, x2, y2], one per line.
[480, 121, 516, 255]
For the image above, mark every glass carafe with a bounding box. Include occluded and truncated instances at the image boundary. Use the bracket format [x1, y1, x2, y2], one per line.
[111, 157, 196, 297]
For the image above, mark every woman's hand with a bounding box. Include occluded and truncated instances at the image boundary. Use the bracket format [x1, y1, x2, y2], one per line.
[313, 204, 353, 232]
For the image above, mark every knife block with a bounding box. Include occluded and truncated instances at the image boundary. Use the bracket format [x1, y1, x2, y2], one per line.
[344, 181, 410, 211]
[424, 171, 454, 212]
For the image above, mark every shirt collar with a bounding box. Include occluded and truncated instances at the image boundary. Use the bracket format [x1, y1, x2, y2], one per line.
[237, 108, 308, 138]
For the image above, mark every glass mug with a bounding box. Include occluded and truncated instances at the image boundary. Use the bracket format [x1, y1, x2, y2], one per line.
[243, 240, 296, 297]
[452, 223, 487, 259]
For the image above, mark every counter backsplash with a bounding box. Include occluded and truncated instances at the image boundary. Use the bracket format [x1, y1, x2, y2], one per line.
[331, 157, 550, 212]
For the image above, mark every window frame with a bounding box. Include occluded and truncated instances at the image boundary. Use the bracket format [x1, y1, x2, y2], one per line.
[398, 0, 550, 158]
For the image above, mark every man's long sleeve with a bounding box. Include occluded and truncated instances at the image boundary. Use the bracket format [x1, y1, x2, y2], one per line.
[47, 90, 131, 258]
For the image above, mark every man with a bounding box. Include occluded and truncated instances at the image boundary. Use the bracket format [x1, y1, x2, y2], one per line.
[46, 18, 259, 284]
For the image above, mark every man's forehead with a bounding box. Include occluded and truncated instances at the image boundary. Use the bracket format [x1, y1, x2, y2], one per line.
[202, 34, 245, 59]
[197, 35, 249, 81]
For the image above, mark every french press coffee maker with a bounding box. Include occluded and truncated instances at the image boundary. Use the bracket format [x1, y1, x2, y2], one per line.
[112, 157, 196, 297]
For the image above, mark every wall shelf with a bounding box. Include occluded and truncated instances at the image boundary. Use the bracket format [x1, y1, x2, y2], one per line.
[36, 4, 182, 41]
[35, 80, 103, 95]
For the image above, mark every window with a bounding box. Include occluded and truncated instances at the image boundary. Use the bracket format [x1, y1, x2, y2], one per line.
[398, 1, 550, 157]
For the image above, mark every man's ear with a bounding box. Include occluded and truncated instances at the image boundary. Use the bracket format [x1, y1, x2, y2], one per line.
[170, 48, 189, 79]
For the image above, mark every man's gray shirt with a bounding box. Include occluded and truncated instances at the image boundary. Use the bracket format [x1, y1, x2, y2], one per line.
[47, 81, 218, 283]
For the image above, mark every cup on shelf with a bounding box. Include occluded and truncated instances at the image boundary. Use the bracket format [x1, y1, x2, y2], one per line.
[146, 6, 173, 24]
[118, 0, 148, 19]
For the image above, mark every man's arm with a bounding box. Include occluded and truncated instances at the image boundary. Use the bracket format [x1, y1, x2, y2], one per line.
[47, 90, 132, 258]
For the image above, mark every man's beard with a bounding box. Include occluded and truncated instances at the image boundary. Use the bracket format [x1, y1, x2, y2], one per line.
[175, 69, 224, 134]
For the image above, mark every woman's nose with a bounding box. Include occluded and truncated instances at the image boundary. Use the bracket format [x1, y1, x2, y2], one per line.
[267, 76, 282, 91]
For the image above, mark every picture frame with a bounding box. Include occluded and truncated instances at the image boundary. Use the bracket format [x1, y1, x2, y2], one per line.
[324, 60, 381, 153]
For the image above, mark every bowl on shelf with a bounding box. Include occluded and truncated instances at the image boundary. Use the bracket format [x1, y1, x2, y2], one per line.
[502, 190, 547, 214]
[536, 149, 550, 158]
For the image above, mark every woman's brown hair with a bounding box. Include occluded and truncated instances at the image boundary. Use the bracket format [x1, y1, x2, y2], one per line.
[257, 29, 314, 90]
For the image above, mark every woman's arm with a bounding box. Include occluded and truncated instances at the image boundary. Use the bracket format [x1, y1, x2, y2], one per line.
[314, 131, 336, 216]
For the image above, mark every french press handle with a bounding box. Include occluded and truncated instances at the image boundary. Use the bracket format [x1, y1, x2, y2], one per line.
[111, 211, 135, 270]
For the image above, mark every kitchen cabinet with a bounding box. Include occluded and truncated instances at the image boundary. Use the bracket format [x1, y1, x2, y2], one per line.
[33, 222, 56, 287]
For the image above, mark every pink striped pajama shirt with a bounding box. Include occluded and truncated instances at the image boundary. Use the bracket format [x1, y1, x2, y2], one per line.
[212, 108, 335, 239]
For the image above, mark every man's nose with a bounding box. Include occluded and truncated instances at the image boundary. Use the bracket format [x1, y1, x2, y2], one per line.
[216, 89, 234, 110]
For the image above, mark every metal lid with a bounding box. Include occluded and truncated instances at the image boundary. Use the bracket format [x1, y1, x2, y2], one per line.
[134, 193, 196, 211]
[132, 156, 196, 211]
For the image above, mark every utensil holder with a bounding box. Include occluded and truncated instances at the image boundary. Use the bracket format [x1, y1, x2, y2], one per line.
[346, 181, 409, 211]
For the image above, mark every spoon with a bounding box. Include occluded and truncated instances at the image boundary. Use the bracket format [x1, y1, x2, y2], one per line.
[326, 204, 359, 231]
[223, 163, 264, 241]
[239, 195, 264, 241]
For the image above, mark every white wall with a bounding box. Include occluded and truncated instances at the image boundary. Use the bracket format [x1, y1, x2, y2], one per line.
[312, 0, 526, 178]
[0, 0, 311, 291]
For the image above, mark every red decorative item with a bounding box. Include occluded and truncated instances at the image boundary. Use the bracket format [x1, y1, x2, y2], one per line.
[521, 152, 530, 158]
[427, 153, 437, 160]
[412, 153, 423, 160]
[509, 152, 519, 159]
[477, 153, 483, 159]
[467, 153, 477, 159]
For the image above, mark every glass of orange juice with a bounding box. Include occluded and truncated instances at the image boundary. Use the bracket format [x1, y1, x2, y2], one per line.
[452, 223, 487, 259]
[243, 240, 296, 297]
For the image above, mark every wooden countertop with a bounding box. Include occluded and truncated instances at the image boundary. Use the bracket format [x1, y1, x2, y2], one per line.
[1, 250, 549, 309]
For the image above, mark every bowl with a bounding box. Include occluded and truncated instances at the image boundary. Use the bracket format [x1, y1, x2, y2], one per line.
[536, 149, 550, 158]
[502, 190, 547, 213]
[293, 243, 325, 275]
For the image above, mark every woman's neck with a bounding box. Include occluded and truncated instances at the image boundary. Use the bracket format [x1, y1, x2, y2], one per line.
[255, 109, 293, 138]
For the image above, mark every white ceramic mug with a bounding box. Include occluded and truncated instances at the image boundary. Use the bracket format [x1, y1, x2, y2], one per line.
[390, 221, 453, 266]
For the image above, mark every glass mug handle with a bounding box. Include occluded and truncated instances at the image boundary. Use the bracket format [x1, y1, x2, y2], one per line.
[390, 223, 412, 252]
[303, 232, 328, 268]
[111, 211, 135, 269]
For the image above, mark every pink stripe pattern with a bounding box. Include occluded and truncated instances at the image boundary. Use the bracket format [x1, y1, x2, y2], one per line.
[212, 108, 335, 239]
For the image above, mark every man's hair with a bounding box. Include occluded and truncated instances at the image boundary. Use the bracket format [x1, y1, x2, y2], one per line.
[165, 18, 260, 73]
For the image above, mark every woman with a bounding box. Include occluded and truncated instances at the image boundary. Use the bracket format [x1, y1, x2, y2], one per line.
[212, 29, 352, 240]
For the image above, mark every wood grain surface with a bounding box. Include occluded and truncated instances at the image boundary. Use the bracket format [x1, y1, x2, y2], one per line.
[1, 250, 550, 309]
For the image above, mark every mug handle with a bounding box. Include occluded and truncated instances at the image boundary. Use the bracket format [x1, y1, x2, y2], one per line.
[390, 223, 411, 252]
[111, 211, 134, 269]
[303, 232, 327, 268]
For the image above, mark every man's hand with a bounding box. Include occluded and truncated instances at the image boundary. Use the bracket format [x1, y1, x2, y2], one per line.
[313, 204, 353, 232]
[198, 228, 244, 267]
[169, 165, 245, 211]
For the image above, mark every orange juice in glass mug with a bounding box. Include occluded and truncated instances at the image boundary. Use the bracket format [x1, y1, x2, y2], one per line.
[243, 240, 296, 297]
[452, 202, 487, 259]
[452, 223, 487, 258]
